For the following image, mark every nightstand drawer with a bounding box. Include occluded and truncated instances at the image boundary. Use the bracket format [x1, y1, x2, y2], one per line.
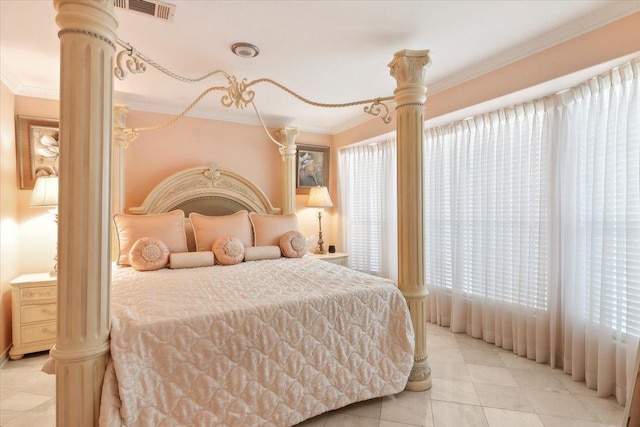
[21, 304, 57, 323]
[10, 273, 58, 360]
[20, 286, 56, 302]
[21, 322, 56, 344]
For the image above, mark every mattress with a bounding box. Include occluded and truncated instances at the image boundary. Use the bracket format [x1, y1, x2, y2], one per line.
[100, 257, 414, 426]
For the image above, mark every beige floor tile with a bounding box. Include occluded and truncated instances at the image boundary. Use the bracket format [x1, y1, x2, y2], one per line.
[467, 364, 518, 387]
[482, 407, 544, 427]
[379, 421, 420, 427]
[510, 368, 569, 393]
[324, 413, 380, 427]
[0, 392, 51, 424]
[455, 334, 499, 352]
[473, 383, 535, 412]
[430, 378, 480, 406]
[426, 333, 459, 349]
[0, 356, 55, 397]
[428, 360, 472, 382]
[552, 371, 599, 397]
[537, 414, 616, 427]
[524, 389, 599, 421]
[427, 347, 465, 364]
[574, 395, 624, 425]
[431, 400, 488, 427]
[296, 414, 328, 426]
[0, 387, 20, 402]
[461, 349, 506, 367]
[336, 397, 382, 419]
[3, 398, 55, 427]
[426, 324, 452, 336]
[498, 352, 556, 373]
[381, 390, 433, 426]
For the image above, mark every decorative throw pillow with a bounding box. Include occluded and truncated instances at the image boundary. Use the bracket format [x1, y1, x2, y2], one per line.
[190, 211, 253, 251]
[128, 237, 170, 271]
[279, 230, 307, 258]
[113, 210, 188, 266]
[244, 245, 282, 262]
[169, 251, 215, 269]
[212, 235, 245, 265]
[249, 212, 299, 246]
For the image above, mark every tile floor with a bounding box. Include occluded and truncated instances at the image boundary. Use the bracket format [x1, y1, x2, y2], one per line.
[0, 324, 625, 427]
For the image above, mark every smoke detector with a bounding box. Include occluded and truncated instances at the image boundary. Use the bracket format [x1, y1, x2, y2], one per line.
[114, 0, 175, 22]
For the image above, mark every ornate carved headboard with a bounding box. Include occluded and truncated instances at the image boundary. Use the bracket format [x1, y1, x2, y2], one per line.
[128, 164, 280, 216]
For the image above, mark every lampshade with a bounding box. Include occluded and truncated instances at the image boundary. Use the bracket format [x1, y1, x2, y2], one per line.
[306, 186, 333, 208]
[30, 176, 59, 208]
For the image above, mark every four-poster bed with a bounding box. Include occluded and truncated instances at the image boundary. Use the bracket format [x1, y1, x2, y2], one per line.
[99, 164, 415, 426]
[52, 0, 432, 425]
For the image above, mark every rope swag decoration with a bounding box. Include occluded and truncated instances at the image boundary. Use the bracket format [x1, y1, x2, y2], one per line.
[115, 39, 393, 147]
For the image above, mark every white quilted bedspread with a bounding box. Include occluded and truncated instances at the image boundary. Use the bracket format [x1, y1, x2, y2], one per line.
[100, 257, 414, 426]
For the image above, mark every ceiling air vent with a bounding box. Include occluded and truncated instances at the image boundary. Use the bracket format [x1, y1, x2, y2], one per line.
[114, 0, 175, 22]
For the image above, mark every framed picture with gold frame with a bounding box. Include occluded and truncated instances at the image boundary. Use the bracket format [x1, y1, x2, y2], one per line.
[296, 144, 329, 195]
[15, 115, 59, 189]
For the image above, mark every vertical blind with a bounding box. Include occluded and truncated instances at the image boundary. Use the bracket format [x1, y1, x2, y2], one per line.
[338, 139, 397, 280]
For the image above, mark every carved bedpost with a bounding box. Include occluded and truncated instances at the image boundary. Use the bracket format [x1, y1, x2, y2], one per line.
[52, 0, 117, 425]
[112, 105, 128, 260]
[389, 49, 432, 391]
[276, 127, 298, 215]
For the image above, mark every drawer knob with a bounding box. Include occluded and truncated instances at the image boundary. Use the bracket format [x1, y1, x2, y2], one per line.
[42, 328, 55, 334]
[40, 308, 55, 315]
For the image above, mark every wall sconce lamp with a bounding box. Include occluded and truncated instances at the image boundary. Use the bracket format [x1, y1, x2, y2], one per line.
[306, 186, 333, 254]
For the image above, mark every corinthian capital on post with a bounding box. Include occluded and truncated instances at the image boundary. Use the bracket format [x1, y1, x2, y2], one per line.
[53, 0, 118, 425]
[389, 49, 432, 392]
[276, 127, 298, 215]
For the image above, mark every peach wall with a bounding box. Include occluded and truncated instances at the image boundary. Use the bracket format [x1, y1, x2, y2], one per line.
[0, 81, 18, 358]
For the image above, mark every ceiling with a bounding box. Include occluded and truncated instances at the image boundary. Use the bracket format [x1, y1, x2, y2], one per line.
[1, 1, 638, 135]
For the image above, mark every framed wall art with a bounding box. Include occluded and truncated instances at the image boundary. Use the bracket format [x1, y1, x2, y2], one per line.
[15, 115, 59, 189]
[296, 144, 329, 195]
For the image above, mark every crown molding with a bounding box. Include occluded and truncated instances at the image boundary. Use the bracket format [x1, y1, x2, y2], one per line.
[0, 61, 23, 94]
[428, 2, 640, 95]
[1, 61, 59, 100]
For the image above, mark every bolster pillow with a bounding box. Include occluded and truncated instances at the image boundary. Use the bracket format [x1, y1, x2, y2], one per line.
[244, 245, 282, 262]
[169, 251, 215, 269]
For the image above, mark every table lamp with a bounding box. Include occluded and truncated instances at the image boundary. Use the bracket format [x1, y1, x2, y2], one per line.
[30, 176, 59, 276]
[306, 186, 333, 254]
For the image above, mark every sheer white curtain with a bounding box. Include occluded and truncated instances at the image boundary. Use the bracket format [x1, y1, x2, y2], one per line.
[339, 139, 397, 280]
[552, 59, 640, 403]
[424, 58, 640, 403]
[424, 101, 552, 361]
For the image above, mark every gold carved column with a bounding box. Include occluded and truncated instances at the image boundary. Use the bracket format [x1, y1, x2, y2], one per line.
[52, 0, 118, 425]
[389, 49, 432, 391]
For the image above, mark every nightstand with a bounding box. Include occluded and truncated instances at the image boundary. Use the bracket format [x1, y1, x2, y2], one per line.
[9, 273, 57, 360]
[313, 252, 349, 267]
